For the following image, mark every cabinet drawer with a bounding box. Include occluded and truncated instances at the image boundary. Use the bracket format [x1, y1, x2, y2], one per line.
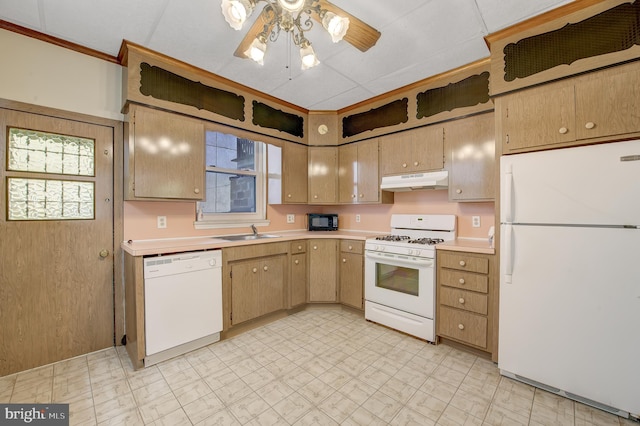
[438, 306, 487, 349]
[340, 240, 363, 254]
[439, 269, 488, 293]
[439, 252, 489, 274]
[290, 241, 307, 253]
[440, 287, 487, 315]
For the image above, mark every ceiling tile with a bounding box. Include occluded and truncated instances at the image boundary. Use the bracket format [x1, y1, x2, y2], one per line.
[476, 0, 574, 32]
[0, 0, 41, 29]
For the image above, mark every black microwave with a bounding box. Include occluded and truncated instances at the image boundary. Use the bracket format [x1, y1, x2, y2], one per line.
[308, 213, 338, 231]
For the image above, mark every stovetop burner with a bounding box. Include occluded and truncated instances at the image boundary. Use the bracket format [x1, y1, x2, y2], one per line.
[375, 235, 410, 242]
[408, 238, 445, 245]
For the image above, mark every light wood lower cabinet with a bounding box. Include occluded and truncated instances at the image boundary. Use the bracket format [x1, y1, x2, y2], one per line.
[308, 239, 338, 302]
[289, 241, 307, 308]
[338, 241, 364, 310]
[436, 250, 496, 359]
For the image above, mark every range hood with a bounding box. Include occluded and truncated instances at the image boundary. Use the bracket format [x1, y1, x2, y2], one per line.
[380, 170, 448, 192]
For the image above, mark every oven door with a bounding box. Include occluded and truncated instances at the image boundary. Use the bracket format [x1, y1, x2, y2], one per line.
[364, 250, 434, 318]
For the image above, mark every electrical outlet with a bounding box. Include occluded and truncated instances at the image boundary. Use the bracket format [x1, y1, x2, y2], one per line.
[157, 216, 167, 229]
[472, 216, 481, 228]
[286, 214, 295, 224]
[355, 214, 361, 223]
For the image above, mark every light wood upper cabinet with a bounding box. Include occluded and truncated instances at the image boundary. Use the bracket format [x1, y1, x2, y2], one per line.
[308, 147, 338, 204]
[338, 139, 389, 204]
[308, 239, 338, 302]
[379, 126, 444, 176]
[126, 105, 205, 200]
[499, 64, 640, 154]
[268, 142, 308, 204]
[445, 113, 496, 202]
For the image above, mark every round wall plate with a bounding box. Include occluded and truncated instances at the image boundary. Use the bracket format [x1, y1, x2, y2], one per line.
[317, 124, 328, 135]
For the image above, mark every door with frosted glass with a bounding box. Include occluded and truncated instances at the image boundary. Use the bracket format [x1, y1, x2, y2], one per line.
[0, 109, 114, 376]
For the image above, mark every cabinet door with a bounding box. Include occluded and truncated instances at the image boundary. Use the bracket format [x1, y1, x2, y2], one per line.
[501, 82, 575, 153]
[379, 132, 413, 176]
[575, 68, 640, 140]
[283, 143, 308, 203]
[308, 239, 337, 302]
[412, 126, 444, 172]
[290, 253, 307, 307]
[339, 252, 363, 309]
[356, 139, 380, 202]
[231, 261, 261, 325]
[447, 113, 495, 201]
[132, 106, 205, 199]
[308, 147, 337, 204]
[338, 143, 358, 203]
[261, 257, 285, 315]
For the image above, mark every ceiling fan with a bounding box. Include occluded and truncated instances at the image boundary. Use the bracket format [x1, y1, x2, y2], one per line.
[221, 0, 381, 69]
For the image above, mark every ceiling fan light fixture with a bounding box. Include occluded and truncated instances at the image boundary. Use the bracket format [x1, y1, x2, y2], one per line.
[277, 0, 306, 13]
[322, 12, 349, 43]
[245, 35, 267, 65]
[299, 41, 319, 70]
[221, 0, 254, 30]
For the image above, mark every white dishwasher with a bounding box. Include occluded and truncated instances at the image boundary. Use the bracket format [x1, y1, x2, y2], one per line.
[143, 250, 222, 366]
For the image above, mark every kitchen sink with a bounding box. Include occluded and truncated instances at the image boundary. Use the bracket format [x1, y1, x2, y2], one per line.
[218, 234, 281, 241]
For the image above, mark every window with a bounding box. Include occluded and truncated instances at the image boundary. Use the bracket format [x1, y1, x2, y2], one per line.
[6, 127, 95, 221]
[196, 130, 268, 228]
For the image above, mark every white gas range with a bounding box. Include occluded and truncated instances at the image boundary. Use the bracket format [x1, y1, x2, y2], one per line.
[364, 214, 456, 341]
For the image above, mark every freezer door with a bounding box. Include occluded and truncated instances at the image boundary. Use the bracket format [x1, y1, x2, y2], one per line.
[500, 140, 640, 226]
[499, 224, 640, 415]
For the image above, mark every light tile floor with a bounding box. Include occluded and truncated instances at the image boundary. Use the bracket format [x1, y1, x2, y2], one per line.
[0, 308, 637, 425]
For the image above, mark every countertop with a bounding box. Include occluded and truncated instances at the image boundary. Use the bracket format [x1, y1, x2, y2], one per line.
[436, 238, 495, 255]
[121, 230, 382, 256]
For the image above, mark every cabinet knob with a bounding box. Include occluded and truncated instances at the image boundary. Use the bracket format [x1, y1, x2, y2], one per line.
[459, 260, 466, 267]
[99, 249, 110, 258]
[458, 298, 465, 304]
[459, 278, 465, 284]
[252, 268, 257, 273]
[585, 122, 595, 129]
[359, 194, 363, 198]
[297, 245, 302, 250]
[559, 127, 568, 134]
[414, 161, 419, 167]
[402, 163, 407, 168]
[287, 194, 292, 198]
[458, 323, 465, 330]
[351, 194, 356, 198]
[348, 245, 353, 250]
[294, 260, 299, 265]
[194, 188, 200, 194]
[313, 246, 318, 250]
[263, 265, 268, 271]
[314, 195, 318, 199]
[456, 189, 462, 194]
[342, 258, 347, 263]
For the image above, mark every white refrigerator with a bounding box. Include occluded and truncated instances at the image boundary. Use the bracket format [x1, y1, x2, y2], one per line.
[499, 140, 640, 418]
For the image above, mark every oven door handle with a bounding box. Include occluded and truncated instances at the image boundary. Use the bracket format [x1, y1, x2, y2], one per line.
[365, 251, 434, 268]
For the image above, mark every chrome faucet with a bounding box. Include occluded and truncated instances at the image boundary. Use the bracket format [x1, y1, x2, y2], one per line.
[250, 224, 258, 236]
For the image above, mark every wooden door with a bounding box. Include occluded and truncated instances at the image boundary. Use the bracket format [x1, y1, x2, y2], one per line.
[339, 252, 363, 309]
[501, 82, 575, 153]
[575, 68, 640, 140]
[308, 239, 337, 302]
[379, 132, 413, 176]
[131, 106, 204, 200]
[261, 256, 285, 315]
[282, 143, 308, 203]
[290, 253, 307, 307]
[447, 113, 496, 201]
[356, 139, 380, 202]
[412, 126, 444, 172]
[338, 143, 357, 203]
[0, 109, 114, 376]
[308, 147, 337, 204]
[230, 261, 261, 324]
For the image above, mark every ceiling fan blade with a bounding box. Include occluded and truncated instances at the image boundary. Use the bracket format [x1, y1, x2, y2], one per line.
[314, 0, 381, 52]
[233, 8, 276, 59]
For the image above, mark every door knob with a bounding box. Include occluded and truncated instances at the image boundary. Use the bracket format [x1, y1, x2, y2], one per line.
[99, 249, 109, 258]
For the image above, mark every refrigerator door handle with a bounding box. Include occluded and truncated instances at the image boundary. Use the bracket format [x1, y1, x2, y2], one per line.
[504, 224, 514, 284]
[503, 166, 514, 223]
